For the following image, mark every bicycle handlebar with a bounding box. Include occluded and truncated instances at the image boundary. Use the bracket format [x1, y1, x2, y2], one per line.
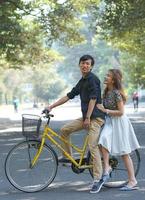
[42, 109, 54, 118]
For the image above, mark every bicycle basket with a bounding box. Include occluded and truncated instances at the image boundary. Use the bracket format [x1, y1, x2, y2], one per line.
[22, 114, 42, 138]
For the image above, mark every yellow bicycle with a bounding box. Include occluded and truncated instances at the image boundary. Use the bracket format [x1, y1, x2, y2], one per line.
[5, 111, 140, 193]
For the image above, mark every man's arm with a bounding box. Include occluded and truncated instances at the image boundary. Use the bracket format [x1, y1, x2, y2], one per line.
[83, 99, 96, 128]
[86, 99, 97, 119]
[46, 81, 80, 111]
[47, 96, 69, 111]
[88, 77, 102, 104]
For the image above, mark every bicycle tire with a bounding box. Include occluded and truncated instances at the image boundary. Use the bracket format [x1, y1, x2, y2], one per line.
[5, 140, 58, 193]
[87, 149, 140, 188]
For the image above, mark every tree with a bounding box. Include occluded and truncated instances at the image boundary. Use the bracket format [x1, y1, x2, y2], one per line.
[31, 66, 66, 102]
[55, 14, 120, 87]
[0, 64, 67, 104]
[0, 0, 99, 67]
[92, 0, 145, 89]
[0, 0, 27, 63]
[96, 0, 145, 52]
[121, 53, 145, 88]
[1, 68, 25, 104]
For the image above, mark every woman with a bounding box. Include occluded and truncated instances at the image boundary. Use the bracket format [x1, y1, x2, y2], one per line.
[97, 69, 140, 191]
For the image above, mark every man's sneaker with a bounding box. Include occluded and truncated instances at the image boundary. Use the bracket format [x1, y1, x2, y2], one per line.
[90, 179, 105, 193]
[58, 157, 71, 163]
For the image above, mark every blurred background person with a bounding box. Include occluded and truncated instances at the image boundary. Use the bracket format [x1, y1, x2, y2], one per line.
[132, 91, 139, 111]
[13, 97, 19, 113]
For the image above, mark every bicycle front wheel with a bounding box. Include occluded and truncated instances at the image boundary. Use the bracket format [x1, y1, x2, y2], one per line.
[5, 140, 58, 192]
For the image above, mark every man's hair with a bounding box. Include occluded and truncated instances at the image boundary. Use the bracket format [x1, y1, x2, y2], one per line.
[79, 55, 95, 66]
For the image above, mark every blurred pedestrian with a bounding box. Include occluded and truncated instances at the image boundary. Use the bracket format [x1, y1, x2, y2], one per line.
[13, 97, 19, 112]
[132, 91, 139, 111]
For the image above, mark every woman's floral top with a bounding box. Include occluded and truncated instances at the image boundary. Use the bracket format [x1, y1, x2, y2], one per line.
[103, 89, 123, 110]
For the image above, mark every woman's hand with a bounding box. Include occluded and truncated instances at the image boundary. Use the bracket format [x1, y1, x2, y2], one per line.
[97, 104, 106, 113]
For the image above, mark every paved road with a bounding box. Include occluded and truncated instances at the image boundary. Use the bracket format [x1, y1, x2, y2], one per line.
[0, 103, 145, 200]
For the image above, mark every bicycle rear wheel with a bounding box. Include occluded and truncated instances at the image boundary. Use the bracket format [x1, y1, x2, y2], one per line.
[5, 140, 58, 192]
[87, 149, 140, 188]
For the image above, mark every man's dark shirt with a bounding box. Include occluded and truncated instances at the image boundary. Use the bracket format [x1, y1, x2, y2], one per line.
[67, 72, 105, 120]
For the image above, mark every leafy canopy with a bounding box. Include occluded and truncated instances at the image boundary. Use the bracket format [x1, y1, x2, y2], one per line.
[0, 0, 99, 66]
[94, 0, 145, 88]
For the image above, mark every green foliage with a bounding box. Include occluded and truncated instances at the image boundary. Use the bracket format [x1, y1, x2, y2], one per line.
[0, 64, 67, 104]
[55, 37, 120, 88]
[121, 53, 145, 88]
[0, 68, 26, 103]
[31, 66, 66, 101]
[0, 0, 100, 67]
[95, 0, 145, 54]
[93, 0, 145, 89]
[2, 0, 145, 99]
[0, 0, 25, 63]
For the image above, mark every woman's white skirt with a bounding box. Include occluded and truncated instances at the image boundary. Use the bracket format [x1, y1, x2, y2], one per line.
[98, 115, 140, 156]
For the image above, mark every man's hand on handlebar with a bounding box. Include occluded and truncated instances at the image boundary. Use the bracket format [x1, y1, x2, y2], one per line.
[42, 105, 52, 114]
[42, 109, 49, 115]
[42, 108, 54, 118]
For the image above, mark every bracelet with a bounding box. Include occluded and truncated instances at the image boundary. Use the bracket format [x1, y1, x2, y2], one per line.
[85, 116, 90, 119]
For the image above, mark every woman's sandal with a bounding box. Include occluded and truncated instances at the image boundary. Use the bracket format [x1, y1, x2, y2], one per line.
[120, 184, 139, 191]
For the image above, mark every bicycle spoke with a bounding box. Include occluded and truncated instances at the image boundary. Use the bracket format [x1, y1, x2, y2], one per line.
[5, 140, 58, 192]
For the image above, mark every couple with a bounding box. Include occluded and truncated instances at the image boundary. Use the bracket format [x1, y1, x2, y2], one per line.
[46, 55, 140, 193]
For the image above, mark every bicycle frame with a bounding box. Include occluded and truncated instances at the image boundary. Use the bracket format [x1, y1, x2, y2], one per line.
[31, 124, 92, 169]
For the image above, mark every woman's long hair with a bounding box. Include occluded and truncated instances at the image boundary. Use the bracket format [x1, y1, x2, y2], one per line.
[103, 69, 127, 103]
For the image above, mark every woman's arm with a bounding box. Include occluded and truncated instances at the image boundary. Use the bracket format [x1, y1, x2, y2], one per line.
[97, 101, 124, 116]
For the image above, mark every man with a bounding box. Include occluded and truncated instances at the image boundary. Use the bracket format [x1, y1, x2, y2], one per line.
[46, 55, 105, 193]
